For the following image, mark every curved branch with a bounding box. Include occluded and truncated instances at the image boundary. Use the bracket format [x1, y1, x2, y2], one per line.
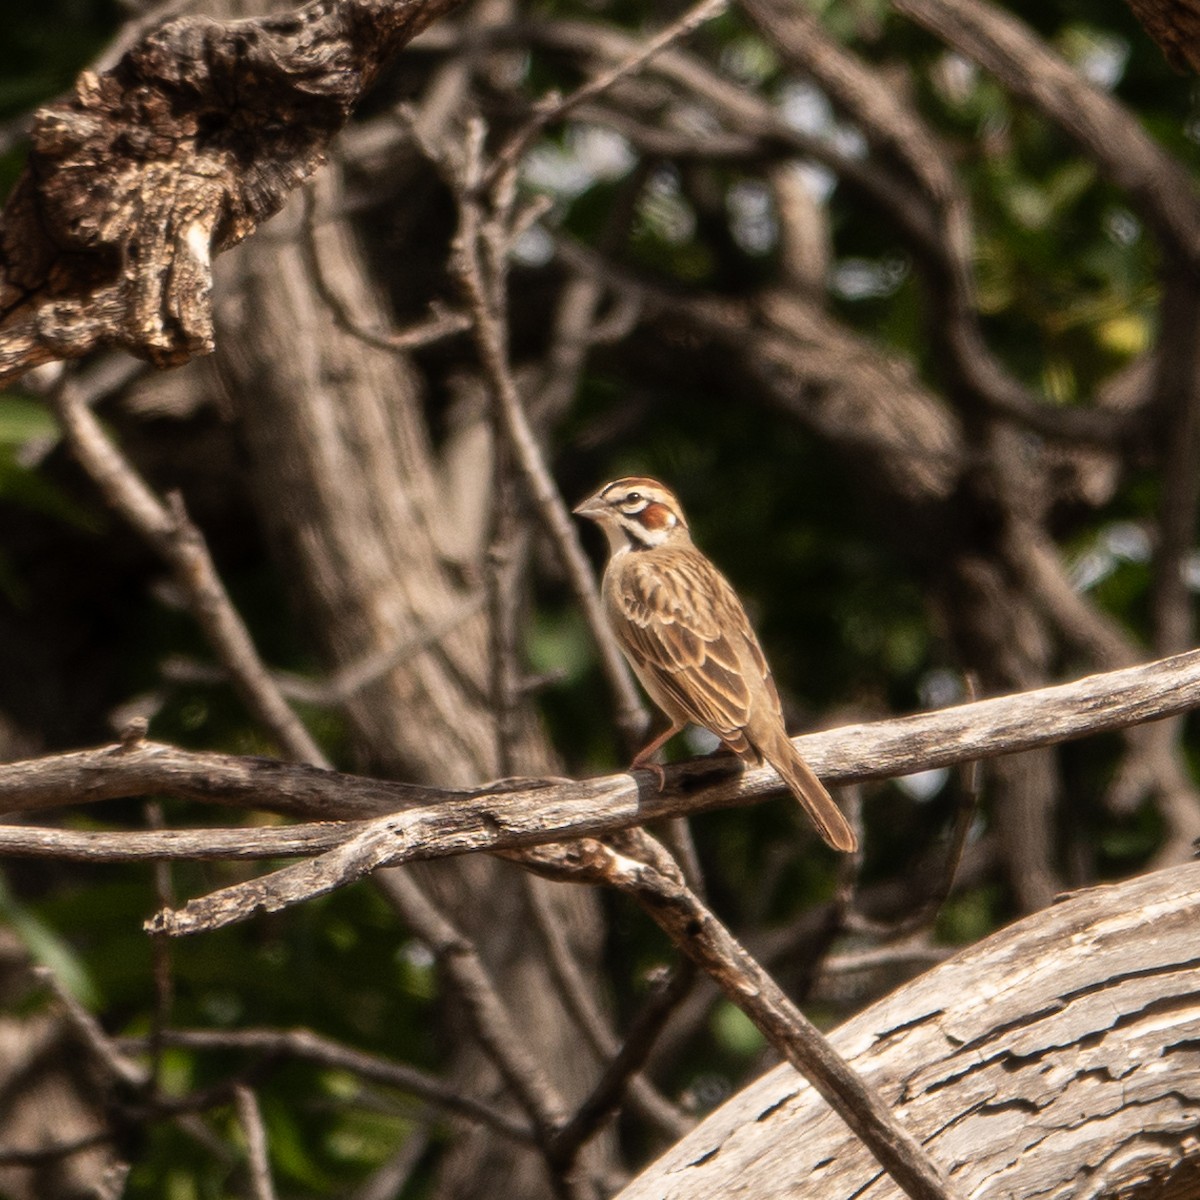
[119, 1027, 535, 1141]
[0, 740, 445, 819]
[46, 372, 329, 766]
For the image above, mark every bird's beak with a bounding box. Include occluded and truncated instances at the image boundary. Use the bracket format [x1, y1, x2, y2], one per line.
[572, 491, 607, 520]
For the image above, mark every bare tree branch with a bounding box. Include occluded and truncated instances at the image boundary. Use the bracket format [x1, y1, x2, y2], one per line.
[34, 966, 148, 1090]
[4, 648, 1200, 873]
[348, 1125, 432, 1200]
[37, 645, 1187, 931]
[547, 963, 696, 1166]
[234, 1086, 277, 1200]
[893, 0, 1200, 264]
[0, 821, 356, 862]
[0, 741, 443, 820]
[374, 871, 570, 1144]
[452, 118, 649, 749]
[299, 183, 471, 354]
[523, 876, 692, 1140]
[120, 1027, 534, 1141]
[547, 829, 962, 1200]
[486, 0, 729, 189]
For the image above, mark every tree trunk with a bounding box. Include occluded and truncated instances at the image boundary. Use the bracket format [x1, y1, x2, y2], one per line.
[214, 168, 614, 1198]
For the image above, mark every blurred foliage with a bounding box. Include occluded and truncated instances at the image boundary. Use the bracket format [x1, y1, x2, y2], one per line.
[0, 0, 1197, 1192]
[0, 0, 120, 192]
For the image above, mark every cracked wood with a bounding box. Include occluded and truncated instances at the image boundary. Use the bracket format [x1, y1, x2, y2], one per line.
[617, 862, 1200, 1200]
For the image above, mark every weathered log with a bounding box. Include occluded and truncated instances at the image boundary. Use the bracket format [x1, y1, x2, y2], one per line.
[0, 0, 464, 384]
[618, 862, 1200, 1199]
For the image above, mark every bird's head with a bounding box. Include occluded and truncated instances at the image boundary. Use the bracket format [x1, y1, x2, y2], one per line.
[573, 477, 691, 554]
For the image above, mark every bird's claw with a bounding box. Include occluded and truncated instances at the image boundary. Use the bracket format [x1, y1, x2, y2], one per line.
[631, 760, 668, 792]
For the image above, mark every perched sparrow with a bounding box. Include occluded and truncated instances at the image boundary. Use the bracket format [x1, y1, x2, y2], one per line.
[573, 476, 856, 853]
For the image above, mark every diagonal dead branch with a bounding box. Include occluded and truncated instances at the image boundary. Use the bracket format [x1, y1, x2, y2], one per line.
[375, 870, 570, 1141]
[43, 369, 328, 766]
[555, 830, 963, 1200]
[523, 876, 692, 1140]
[547, 962, 695, 1165]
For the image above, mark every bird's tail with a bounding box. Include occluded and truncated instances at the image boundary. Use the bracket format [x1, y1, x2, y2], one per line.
[761, 734, 857, 852]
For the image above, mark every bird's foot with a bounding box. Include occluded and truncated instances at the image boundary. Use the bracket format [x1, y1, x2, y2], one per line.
[630, 758, 668, 792]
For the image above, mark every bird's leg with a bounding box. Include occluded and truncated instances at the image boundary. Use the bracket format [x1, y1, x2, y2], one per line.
[629, 721, 686, 791]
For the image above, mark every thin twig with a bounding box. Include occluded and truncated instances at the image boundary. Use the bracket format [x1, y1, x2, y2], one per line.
[486, 428, 528, 776]
[791, 784, 865, 1003]
[452, 122, 648, 749]
[374, 870, 569, 1142]
[486, 0, 729, 192]
[522, 875, 615, 1064]
[234, 1086, 278, 1200]
[548, 962, 695, 1166]
[160, 597, 484, 708]
[119, 1027, 533, 1140]
[348, 1125, 432, 1200]
[35, 965, 148, 1090]
[522, 876, 691, 1138]
[144, 800, 176, 1096]
[0, 1131, 115, 1167]
[820, 940, 951, 978]
[1147, 271, 1200, 682]
[299, 184, 471, 353]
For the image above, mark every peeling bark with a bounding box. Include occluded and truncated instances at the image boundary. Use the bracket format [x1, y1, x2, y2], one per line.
[0, 0, 463, 384]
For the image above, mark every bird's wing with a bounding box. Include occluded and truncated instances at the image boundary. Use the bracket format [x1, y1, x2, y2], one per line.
[612, 550, 779, 746]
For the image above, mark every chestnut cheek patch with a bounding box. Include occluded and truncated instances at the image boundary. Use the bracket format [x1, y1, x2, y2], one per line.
[640, 502, 674, 530]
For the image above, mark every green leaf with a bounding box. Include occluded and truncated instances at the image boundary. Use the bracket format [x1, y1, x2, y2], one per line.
[711, 1000, 766, 1058]
[0, 876, 99, 1007]
[0, 394, 57, 446]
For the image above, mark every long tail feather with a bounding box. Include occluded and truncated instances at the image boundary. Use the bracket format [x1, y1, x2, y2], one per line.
[762, 736, 857, 852]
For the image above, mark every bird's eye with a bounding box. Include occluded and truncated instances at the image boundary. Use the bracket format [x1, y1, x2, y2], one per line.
[626, 492, 642, 503]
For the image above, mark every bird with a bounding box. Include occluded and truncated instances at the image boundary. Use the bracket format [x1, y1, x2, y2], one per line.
[573, 476, 857, 853]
